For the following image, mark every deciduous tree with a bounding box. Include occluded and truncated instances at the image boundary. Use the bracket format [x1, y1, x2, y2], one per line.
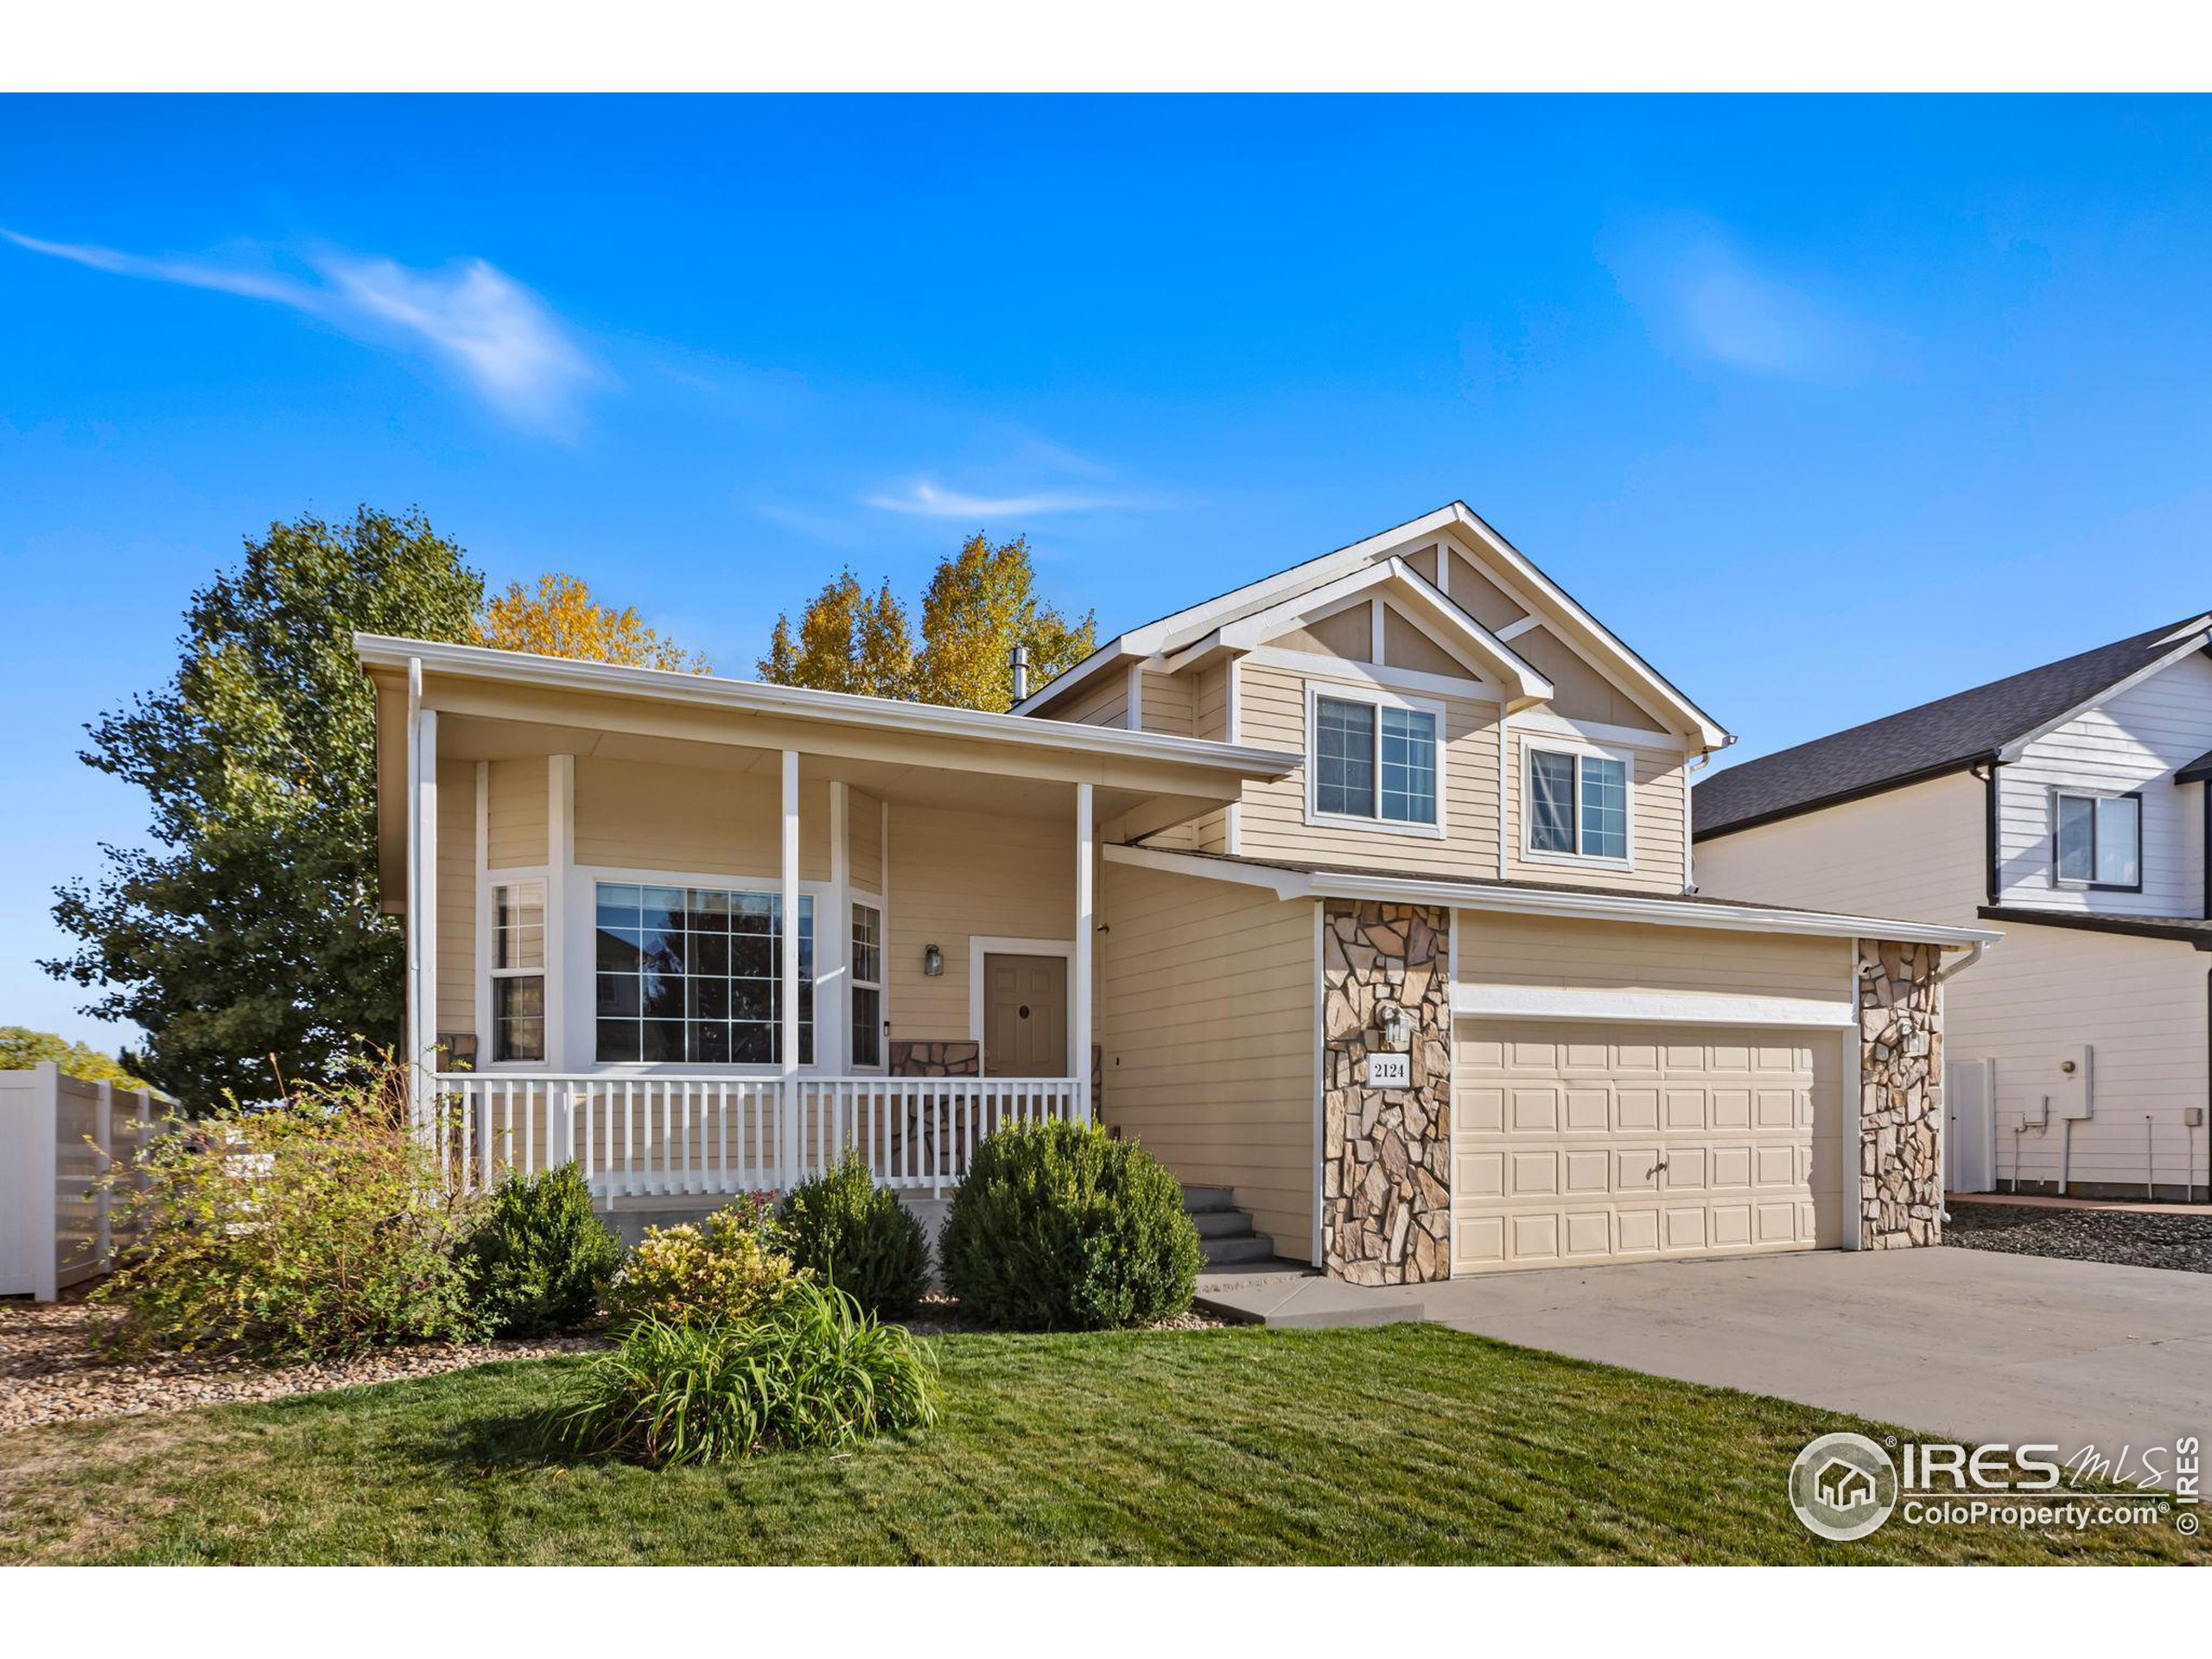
[757, 569, 914, 698]
[0, 1027, 154, 1091]
[479, 572, 709, 673]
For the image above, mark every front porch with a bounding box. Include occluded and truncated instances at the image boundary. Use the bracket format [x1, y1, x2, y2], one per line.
[364, 635, 1298, 1207]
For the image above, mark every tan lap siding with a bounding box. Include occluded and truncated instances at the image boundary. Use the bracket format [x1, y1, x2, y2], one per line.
[486, 756, 548, 868]
[885, 804, 1075, 1046]
[435, 760, 477, 1039]
[849, 788, 884, 893]
[1236, 661, 1501, 875]
[1457, 912, 1850, 1001]
[1044, 673, 1129, 729]
[573, 756, 830, 881]
[1101, 861, 1317, 1261]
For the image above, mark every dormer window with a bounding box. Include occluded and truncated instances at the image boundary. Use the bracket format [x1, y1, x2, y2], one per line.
[2055, 791, 2141, 891]
[1307, 686, 1442, 834]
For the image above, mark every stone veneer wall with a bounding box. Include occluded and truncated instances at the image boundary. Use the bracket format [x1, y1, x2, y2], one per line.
[1859, 939, 1943, 1249]
[889, 1040, 980, 1077]
[1320, 900, 1452, 1284]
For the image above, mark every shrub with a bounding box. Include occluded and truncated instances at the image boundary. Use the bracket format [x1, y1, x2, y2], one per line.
[939, 1121, 1202, 1331]
[605, 1194, 795, 1328]
[550, 1279, 938, 1466]
[92, 1061, 485, 1360]
[459, 1164, 623, 1337]
[778, 1152, 931, 1318]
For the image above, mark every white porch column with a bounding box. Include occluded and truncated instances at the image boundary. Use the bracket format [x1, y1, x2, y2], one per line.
[546, 753, 575, 1071]
[1074, 780, 1095, 1122]
[405, 658, 437, 1123]
[781, 748, 801, 1180]
[827, 780, 850, 1074]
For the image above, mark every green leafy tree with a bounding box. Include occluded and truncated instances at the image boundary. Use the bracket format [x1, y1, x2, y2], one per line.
[758, 534, 1092, 711]
[0, 1027, 155, 1091]
[46, 507, 484, 1106]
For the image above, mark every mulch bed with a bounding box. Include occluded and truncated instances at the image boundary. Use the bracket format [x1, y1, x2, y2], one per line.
[0, 1299, 604, 1433]
[1944, 1202, 2212, 1275]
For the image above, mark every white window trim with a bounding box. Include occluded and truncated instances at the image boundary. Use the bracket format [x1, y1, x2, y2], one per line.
[849, 889, 887, 1074]
[480, 865, 551, 1071]
[564, 863, 833, 1077]
[967, 935, 1077, 1078]
[1301, 678, 1449, 841]
[1521, 734, 1636, 871]
[2050, 788, 2144, 892]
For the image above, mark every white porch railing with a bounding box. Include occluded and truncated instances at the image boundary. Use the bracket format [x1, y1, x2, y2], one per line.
[428, 1074, 1085, 1200]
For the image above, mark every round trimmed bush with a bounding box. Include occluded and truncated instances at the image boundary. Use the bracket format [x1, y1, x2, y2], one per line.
[939, 1121, 1202, 1330]
[460, 1163, 624, 1337]
[779, 1151, 931, 1318]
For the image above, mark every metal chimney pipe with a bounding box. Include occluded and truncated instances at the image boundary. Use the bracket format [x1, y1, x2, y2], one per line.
[1010, 644, 1030, 706]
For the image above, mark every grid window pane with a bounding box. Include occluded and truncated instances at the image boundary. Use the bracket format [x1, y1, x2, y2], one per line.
[2096, 797, 2140, 887]
[493, 976, 544, 1063]
[852, 904, 882, 987]
[852, 985, 883, 1070]
[1579, 756, 1628, 859]
[1315, 697, 1376, 817]
[1529, 750, 1576, 853]
[592, 881, 814, 1065]
[494, 880, 545, 970]
[1379, 707, 1437, 824]
[2056, 795, 2096, 882]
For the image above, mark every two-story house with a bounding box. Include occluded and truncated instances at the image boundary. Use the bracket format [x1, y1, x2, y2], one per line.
[360, 502, 1987, 1287]
[1694, 618, 2212, 1204]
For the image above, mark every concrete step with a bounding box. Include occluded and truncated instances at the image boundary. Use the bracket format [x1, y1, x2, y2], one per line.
[1189, 1207, 1257, 1239]
[1180, 1184, 1239, 1213]
[1199, 1232, 1277, 1267]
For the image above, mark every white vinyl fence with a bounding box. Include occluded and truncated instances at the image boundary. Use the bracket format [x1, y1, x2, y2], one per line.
[1, 1063, 168, 1302]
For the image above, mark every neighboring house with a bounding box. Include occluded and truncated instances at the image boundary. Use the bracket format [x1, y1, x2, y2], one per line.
[359, 502, 1988, 1286]
[1694, 617, 2212, 1203]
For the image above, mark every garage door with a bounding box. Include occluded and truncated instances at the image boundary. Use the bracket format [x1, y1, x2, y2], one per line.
[1452, 1020, 1845, 1274]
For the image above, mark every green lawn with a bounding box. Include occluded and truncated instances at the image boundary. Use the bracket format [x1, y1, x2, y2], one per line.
[0, 1324, 2199, 1565]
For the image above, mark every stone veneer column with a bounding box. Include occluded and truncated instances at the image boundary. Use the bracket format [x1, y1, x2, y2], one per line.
[1321, 899, 1453, 1284]
[1858, 939, 1944, 1249]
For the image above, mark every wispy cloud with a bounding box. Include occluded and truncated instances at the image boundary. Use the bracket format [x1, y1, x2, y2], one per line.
[1601, 218, 1916, 385]
[861, 480, 1148, 519]
[3, 229, 601, 434]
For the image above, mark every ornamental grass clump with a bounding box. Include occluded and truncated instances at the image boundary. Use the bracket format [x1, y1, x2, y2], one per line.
[939, 1120, 1202, 1331]
[604, 1193, 796, 1329]
[458, 1163, 623, 1337]
[778, 1151, 931, 1318]
[550, 1279, 938, 1467]
[92, 1060, 485, 1361]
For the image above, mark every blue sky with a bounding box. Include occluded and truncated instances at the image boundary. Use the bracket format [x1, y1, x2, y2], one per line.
[5, 95, 2211, 1049]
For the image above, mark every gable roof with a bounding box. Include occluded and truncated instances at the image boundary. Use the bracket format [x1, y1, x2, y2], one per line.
[1015, 501, 1731, 749]
[1695, 615, 2212, 840]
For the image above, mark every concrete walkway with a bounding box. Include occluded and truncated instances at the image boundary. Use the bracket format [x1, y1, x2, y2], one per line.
[1198, 1249, 2212, 1469]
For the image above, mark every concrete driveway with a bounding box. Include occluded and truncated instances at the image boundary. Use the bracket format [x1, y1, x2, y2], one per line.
[1200, 1249, 2212, 1468]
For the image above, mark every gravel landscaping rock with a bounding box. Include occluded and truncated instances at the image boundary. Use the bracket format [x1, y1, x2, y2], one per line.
[0, 1299, 605, 1433]
[1944, 1203, 2212, 1275]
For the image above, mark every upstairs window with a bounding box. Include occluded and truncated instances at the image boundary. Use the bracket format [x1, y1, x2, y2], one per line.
[1528, 748, 1630, 861]
[2055, 792, 2140, 889]
[1312, 691, 1440, 829]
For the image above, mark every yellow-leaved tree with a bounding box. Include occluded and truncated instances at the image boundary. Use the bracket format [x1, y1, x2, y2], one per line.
[479, 573, 710, 673]
[759, 533, 1094, 711]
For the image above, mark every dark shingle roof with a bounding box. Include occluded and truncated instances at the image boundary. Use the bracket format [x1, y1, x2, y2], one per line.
[1695, 618, 2211, 839]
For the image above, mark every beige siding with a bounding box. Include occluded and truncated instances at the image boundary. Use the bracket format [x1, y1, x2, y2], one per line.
[573, 756, 830, 881]
[1045, 672, 1129, 728]
[1443, 548, 1529, 632]
[1236, 661, 1502, 875]
[1138, 667, 1195, 737]
[1272, 605, 1371, 661]
[1501, 726, 1689, 895]
[1510, 625, 1665, 731]
[486, 757, 548, 868]
[886, 803, 1075, 1043]
[435, 760, 477, 1040]
[1457, 911, 1851, 1002]
[1189, 662, 1234, 854]
[1101, 860, 1317, 1259]
[1696, 773, 2210, 1191]
[849, 788, 884, 893]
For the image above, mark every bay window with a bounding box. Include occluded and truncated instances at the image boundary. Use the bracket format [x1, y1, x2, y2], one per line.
[850, 901, 884, 1069]
[594, 882, 813, 1065]
[490, 879, 546, 1063]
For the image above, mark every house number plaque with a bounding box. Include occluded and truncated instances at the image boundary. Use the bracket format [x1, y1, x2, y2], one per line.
[1364, 1052, 1411, 1089]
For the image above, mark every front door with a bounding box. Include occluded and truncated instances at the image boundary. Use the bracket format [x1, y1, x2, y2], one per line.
[983, 953, 1069, 1077]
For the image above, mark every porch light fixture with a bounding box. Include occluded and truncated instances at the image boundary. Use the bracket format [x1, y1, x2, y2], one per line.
[923, 943, 944, 977]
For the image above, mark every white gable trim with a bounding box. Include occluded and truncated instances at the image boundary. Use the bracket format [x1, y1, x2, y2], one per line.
[1994, 628, 2212, 763]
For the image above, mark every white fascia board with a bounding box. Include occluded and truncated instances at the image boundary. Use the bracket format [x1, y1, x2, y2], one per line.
[1448, 505, 1732, 753]
[1008, 637, 1147, 716]
[1994, 630, 2212, 763]
[354, 633, 1300, 779]
[1452, 983, 1855, 1029]
[1101, 843, 2003, 947]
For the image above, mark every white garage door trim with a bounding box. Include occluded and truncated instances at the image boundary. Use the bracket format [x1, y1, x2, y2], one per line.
[1453, 983, 1855, 1028]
